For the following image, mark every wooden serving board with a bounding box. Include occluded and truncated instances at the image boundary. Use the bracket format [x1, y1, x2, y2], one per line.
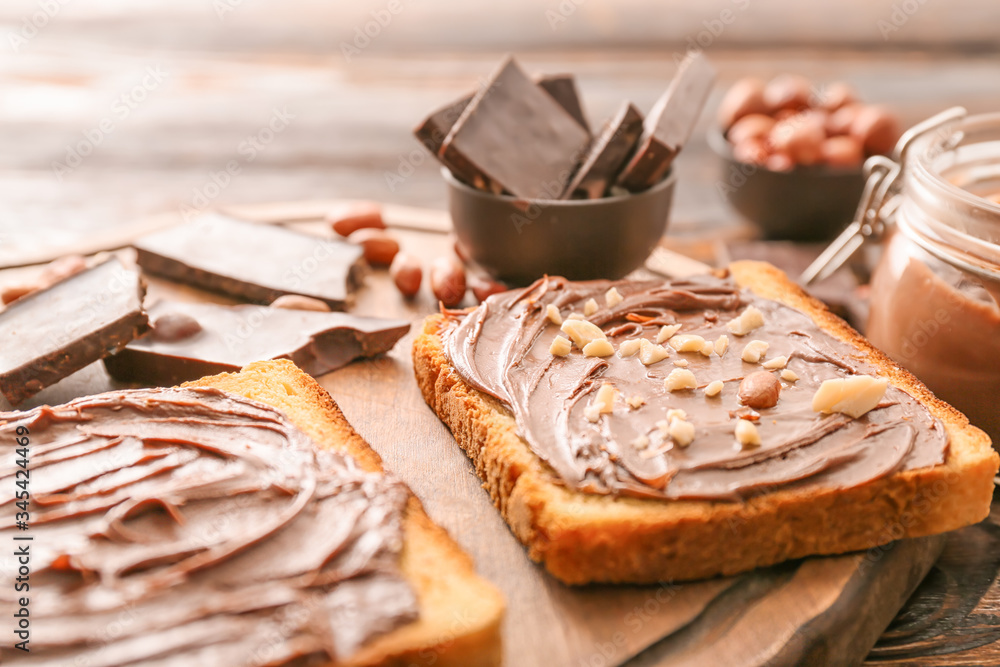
[6, 201, 947, 667]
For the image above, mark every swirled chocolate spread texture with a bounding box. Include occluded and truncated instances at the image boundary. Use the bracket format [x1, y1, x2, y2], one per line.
[0, 387, 416, 665]
[444, 275, 948, 500]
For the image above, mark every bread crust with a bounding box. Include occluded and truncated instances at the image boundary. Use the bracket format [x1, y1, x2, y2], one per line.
[185, 359, 504, 666]
[412, 260, 998, 585]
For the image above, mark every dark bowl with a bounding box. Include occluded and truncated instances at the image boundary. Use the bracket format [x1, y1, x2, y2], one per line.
[708, 128, 865, 242]
[445, 169, 675, 286]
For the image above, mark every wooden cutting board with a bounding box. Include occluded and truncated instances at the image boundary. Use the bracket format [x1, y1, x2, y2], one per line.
[6, 201, 947, 667]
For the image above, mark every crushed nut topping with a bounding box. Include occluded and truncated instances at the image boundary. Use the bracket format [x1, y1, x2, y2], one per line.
[664, 368, 697, 391]
[656, 324, 682, 343]
[584, 298, 598, 316]
[561, 319, 606, 348]
[639, 338, 670, 365]
[812, 375, 887, 418]
[549, 335, 572, 356]
[545, 303, 563, 325]
[704, 380, 724, 397]
[714, 335, 729, 357]
[583, 339, 615, 357]
[618, 338, 641, 358]
[584, 382, 618, 422]
[735, 419, 761, 447]
[762, 355, 788, 369]
[668, 334, 707, 352]
[625, 395, 645, 409]
[726, 305, 765, 336]
[741, 340, 769, 364]
[781, 369, 799, 382]
[605, 287, 623, 308]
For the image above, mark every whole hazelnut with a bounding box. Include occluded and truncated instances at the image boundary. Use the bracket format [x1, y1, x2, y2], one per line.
[738, 371, 782, 409]
[717, 77, 769, 129]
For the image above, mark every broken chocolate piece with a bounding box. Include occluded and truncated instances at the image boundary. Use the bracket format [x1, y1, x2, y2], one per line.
[0, 257, 148, 405]
[562, 101, 644, 199]
[440, 57, 591, 199]
[103, 300, 409, 385]
[617, 53, 716, 192]
[536, 74, 591, 135]
[414, 93, 473, 177]
[134, 215, 364, 310]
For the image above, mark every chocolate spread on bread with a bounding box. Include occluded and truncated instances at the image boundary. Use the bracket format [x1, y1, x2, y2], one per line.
[443, 275, 947, 500]
[0, 387, 416, 665]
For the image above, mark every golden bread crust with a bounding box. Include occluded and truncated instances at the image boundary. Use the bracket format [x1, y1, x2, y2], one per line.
[185, 359, 504, 666]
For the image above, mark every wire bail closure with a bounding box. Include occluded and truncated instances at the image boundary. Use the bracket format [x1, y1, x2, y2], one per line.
[800, 106, 967, 285]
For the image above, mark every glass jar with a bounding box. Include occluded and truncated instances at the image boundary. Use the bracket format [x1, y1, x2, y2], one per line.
[866, 112, 1000, 442]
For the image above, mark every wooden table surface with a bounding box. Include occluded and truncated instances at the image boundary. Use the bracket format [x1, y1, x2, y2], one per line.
[3, 18, 1000, 665]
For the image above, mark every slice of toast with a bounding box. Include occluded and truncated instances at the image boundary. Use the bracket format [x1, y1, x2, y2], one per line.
[412, 260, 998, 585]
[185, 359, 503, 666]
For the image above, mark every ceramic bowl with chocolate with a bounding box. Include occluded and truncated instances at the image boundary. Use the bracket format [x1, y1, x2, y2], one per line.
[415, 54, 715, 285]
[711, 74, 902, 241]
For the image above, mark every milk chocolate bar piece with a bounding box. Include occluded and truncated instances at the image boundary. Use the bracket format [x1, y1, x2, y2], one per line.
[104, 300, 409, 385]
[0, 257, 148, 405]
[440, 57, 591, 199]
[617, 53, 716, 192]
[562, 101, 644, 199]
[134, 215, 364, 310]
[536, 74, 590, 135]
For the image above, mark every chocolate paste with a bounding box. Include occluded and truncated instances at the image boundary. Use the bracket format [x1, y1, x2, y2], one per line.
[0, 387, 416, 665]
[444, 275, 947, 500]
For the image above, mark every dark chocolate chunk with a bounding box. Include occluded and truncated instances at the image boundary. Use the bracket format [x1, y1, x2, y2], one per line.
[0, 257, 148, 405]
[134, 215, 364, 310]
[104, 300, 410, 386]
[536, 74, 591, 135]
[414, 93, 472, 174]
[617, 53, 716, 192]
[561, 101, 644, 199]
[440, 57, 591, 200]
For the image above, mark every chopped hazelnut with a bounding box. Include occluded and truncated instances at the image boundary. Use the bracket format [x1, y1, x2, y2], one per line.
[700, 340, 714, 357]
[549, 335, 572, 357]
[585, 382, 618, 422]
[656, 324, 682, 343]
[811, 375, 887, 418]
[605, 287, 623, 308]
[584, 298, 599, 316]
[726, 305, 765, 336]
[566, 312, 585, 321]
[664, 368, 697, 391]
[668, 334, 707, 353]
[714, 335, 730, 356]
[669, 417, 696, 447]
[546, 304, 563, 325]
[626, 395, 645, 409]
[735, 419, 761, 447]
[674, 359, 689, 367]
[583, 339, 615, 357]
[639, 338, 670, 365]
[561, 319, 606, 348]
[781, 369, 799, 382]
[762, 355, 788, 369]
[704, 380, 724, 397]
[741, 340, 769, 363]
[618, 338, 641, 358]
[666, 408, 687, 421]
[631, 434, 650, 450]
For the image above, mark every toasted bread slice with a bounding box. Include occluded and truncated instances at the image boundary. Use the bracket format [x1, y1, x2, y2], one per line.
[185, 359, 503, 666]
[412, 261, 998, 585]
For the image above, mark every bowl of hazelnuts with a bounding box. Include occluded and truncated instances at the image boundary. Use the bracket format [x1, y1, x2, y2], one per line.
[710, 74, 902, 241]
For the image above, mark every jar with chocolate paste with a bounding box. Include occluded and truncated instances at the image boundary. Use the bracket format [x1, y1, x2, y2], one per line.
[806, 108, 1000, 443]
